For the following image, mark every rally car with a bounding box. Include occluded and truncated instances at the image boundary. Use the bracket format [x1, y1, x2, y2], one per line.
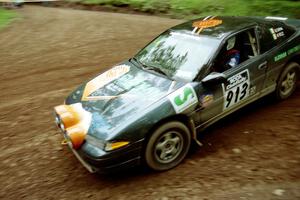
[54, 16, 300, 173]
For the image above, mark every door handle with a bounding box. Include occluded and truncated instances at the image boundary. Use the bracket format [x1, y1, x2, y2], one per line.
[258, 61, 268, 70]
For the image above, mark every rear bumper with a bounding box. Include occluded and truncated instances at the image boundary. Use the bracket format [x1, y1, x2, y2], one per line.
[68, 139, 144, 174]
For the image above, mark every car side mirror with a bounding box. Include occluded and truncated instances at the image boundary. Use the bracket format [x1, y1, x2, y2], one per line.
[201, 72, 226, 86]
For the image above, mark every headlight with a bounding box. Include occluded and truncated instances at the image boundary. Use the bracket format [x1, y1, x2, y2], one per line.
[55, 114, 65, 132]
[85, 135, 106, 149]
[55, 114, 60, 126]
[85, 135, 129, 151]
[60, 123, 65, 132]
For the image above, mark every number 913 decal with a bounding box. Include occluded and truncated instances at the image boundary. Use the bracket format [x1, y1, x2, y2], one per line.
[222, 69, 250, 110]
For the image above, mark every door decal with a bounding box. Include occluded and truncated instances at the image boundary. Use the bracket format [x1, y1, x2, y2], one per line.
[222, 69, 250, 110]
[168, 84, 198, 113]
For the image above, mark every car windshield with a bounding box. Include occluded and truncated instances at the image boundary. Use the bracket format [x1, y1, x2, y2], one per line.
[135, 31, 220, 81]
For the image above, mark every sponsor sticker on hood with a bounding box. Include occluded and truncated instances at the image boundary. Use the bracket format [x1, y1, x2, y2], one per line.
[82, 65, 130, 101]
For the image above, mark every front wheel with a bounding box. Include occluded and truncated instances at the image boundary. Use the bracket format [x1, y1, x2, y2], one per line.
[275, 62, 299, 100]
[144, 121, 191, 171]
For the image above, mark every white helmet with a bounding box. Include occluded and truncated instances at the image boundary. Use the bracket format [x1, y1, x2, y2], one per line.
[227, 36, 236, 50]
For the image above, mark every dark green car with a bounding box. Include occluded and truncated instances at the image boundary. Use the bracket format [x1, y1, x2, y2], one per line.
[54, 16, 300, 173]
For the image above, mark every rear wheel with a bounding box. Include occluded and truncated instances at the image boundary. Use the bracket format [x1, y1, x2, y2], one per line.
[144, 121, 191, 171]
[276, 62, 299, 100]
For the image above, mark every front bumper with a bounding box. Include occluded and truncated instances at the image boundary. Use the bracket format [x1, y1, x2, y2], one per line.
[76, 139, 144, 173]
[54, 107, 144, 174]
[61, 131, 144, 173]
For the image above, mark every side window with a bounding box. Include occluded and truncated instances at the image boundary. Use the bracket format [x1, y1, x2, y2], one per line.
[258, 23, 296, 54]
[283, 24, 296, 38]
[257, 25, 277, 53]
[212, 28, 258, 73]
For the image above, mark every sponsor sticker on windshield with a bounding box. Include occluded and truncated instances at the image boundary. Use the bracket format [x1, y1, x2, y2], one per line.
[168, 84, 198, 113]
[193, 19, 223, 29]
[192, 17, 223, 34]
[266, 16, 288, 21]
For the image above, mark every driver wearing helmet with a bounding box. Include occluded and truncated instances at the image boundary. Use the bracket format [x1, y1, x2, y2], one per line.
[224, 36, 240, 68]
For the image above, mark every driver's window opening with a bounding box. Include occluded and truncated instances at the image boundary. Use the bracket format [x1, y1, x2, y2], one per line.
[213, 29, 258, 73]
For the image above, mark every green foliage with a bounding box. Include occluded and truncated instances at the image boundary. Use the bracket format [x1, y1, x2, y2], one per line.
[76, 0, 300, 18]
[0, 8, 16, 28]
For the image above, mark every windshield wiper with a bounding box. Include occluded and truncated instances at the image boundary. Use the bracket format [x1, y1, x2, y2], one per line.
[143, 65, 168, 76]
[131, 57, 147, 68]
[131, 57, 167, 76]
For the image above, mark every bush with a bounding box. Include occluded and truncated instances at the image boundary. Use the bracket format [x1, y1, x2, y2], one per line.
[76, 0, 300, 19]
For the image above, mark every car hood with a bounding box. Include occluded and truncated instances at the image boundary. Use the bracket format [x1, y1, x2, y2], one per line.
[65, 61, 179, 139]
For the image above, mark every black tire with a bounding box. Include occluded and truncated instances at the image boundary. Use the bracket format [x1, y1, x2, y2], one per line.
[275, 62, 299, 100]
[144, 121, 191, 171]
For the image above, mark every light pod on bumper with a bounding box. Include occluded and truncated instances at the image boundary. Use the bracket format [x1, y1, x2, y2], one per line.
[65, 125, 86, 149]
[54, 103, 92, 149]
[54, 105, 68, 116]
[54, 105, 80, 128]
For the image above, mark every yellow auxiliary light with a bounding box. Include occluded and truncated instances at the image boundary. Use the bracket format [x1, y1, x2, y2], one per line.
[55, 103, 92, 149]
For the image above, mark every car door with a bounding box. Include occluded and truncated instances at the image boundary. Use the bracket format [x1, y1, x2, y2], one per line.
[195, 27, 268, 128]
[256, 21, 297, 94]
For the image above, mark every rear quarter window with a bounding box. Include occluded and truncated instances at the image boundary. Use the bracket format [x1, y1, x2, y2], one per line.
[258, 22, 296, 54]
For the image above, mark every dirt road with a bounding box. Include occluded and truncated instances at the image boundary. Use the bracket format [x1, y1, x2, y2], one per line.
[0, 6, 299, 200]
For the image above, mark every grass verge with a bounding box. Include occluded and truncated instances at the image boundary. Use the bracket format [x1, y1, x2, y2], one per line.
[0, 8, 16, 28]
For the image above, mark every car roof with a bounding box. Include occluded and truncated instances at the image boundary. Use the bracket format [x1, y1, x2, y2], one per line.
[170, 16, 262, 40]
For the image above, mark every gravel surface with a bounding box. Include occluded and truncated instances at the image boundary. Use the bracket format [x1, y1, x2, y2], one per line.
[0, 6, 299, 200]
